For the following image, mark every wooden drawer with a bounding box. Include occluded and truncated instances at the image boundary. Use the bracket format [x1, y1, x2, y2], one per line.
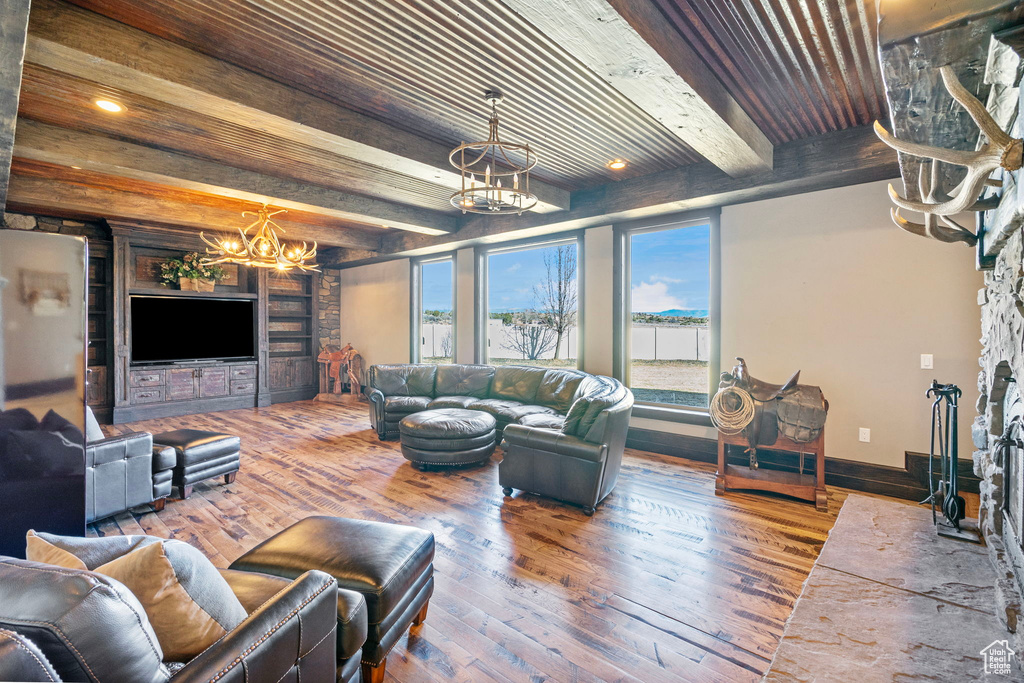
[230, 365, 257, 380]
[131, 386, 165, 404]
[87, 366, 107, 406]
[230, 379, 256, 395]
[130, 370, 165, 387]
[199, 367, 230, 397]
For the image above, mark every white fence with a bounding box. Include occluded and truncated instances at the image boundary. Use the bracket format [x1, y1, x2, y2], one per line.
[420, 321, 709, 361]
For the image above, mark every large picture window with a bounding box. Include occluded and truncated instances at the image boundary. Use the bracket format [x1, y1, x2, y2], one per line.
[485, 239, 579, 368]
[413, 257, 454, 364]
[620, 218, 717, 408]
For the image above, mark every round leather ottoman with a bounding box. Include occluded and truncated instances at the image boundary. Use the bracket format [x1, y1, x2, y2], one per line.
[399, 409, 496, 468]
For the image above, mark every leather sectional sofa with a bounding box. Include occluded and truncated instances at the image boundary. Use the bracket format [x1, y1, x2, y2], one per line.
[368, 364, 633, 513]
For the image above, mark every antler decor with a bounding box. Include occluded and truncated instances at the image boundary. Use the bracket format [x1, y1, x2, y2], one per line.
[874, 65, 1022, 235]
[200, 205, 319, 272]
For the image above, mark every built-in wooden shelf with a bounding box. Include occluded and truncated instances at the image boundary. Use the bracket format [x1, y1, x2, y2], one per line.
[128, 288, 259, 300]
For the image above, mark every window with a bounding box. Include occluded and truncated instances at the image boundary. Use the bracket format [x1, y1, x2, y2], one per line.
[413, 256, 454, 364]
[484, 239, 579, 368]
[618, 215, 718, 408]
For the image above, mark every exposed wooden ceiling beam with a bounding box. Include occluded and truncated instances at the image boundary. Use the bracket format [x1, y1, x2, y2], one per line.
[6, 173, 382, 252]
[25, 0, 570, 214]
[0, 0, 31, 216]
[499, 0, 773, 177]
[326, 125, 896, 266]
[13, 120, 454, 235]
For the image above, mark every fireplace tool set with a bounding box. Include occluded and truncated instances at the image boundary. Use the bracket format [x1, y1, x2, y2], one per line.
[922, 380, 980, 542]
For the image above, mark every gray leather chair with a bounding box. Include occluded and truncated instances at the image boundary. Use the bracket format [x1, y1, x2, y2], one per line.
[86, 431, 175, 523]
[501, 375, 633, 515]
[0, 554, 368, 682]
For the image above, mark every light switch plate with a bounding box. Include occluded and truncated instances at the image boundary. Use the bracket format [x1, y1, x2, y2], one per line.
[859, 427, 871, 443]
[921, 354, 934, 370]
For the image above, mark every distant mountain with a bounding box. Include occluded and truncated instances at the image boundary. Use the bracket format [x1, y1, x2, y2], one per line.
[654, 309, 709, 318]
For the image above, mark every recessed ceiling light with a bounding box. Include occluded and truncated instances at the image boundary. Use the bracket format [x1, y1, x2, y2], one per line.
[607, 158, 628, 170]
[70, 165, 82, 170]
[94, 99, 124, 113]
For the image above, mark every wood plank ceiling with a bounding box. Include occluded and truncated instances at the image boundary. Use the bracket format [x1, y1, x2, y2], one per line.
[2, 0, 894, 254]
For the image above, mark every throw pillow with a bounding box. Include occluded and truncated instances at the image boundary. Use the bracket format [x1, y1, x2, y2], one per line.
[26, 532, 248, 662]
[85, 406, 104, 442]
[25, 530, 88, 570]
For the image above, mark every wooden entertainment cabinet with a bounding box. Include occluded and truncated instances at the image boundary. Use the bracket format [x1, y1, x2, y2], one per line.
[100, 223, 320, 424]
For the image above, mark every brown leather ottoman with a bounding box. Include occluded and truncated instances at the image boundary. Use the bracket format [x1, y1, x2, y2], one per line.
[228, 516, 435, 683]
[152, 429, 240, 499]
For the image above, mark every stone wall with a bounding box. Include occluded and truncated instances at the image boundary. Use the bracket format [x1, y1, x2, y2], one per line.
[2, 211, 108, 240]
[318, 267, 340, 351]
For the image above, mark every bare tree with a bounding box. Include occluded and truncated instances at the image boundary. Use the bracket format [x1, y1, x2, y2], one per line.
[533, 245, 577, 360]
[439, 330, 453, 358]
[502, 316, 556, 360]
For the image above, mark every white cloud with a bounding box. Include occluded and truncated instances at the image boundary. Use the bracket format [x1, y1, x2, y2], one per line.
[650, 274, 683, 284]
[631, 280, 686, 313]
[506, 262, 522, 273]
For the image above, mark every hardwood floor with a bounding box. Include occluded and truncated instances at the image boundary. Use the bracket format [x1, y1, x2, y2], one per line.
[96, 396, 860, 682]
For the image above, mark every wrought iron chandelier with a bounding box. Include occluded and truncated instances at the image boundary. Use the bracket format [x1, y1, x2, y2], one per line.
[449, 90, 537, 215]
[200, 205, 319, 272]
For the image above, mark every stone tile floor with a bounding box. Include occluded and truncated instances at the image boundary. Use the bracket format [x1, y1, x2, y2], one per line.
[766, 494, 1023, 681]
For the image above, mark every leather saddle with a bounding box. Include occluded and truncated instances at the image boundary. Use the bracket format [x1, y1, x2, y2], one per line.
[719, 358, 827, 451]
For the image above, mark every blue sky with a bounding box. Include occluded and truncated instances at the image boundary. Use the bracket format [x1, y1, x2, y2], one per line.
[422, 224, 710, 313]
[421, 259, 453, 311]
[629, 224, 710, 313]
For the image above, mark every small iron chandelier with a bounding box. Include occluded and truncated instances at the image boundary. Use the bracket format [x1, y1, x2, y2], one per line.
[449, 90, 537, 215]
[200, 205, 319, 272]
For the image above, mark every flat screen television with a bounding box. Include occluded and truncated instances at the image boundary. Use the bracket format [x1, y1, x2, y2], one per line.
[130, 295, 256, 364]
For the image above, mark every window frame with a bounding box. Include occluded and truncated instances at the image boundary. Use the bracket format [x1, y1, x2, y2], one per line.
[476, 233, 585, 369]
[410, 253, 457, 364]
[613, 209, 721, 424]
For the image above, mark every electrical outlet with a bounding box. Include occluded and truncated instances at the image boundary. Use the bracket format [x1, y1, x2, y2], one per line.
[921, 354, 934, 370]
[859, 427, 871, 443]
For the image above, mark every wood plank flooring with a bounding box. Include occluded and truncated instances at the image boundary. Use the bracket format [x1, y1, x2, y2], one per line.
[95, 396, 861, 682]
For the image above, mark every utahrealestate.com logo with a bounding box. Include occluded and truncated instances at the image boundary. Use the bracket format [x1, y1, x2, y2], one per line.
[981, 640, 1016, 676]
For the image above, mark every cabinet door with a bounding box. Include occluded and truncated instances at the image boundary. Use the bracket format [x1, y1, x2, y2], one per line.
[166, 368, 197, 401]
[199, 367, 230, 397]
[269, 358, 293, 390]
[293, 357, 314, 388]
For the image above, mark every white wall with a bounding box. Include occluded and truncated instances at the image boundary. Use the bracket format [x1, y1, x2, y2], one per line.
[455, 248, 476, 364]
[583, 226, 614, 375]
[339, 259, 411, 370]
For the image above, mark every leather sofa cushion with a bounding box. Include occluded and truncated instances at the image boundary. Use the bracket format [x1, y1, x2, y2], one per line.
[490, 366, 546, 403]
[428, 395, 477, 409]
[372, 364, 436, 397]
[495, 404, 559, 423]
[152, 429, 240, 466]
[536, 369, 586, 412]
[384, 396, 432, 414]
[563, 376, 629, 439]
[517, 413, 566, 431]
[0, 628, 60, 683]
[0, 556, 170, 683]
[229, 516, 435, 628]
[153, 445, 177, 472]
[434, 365, 494, 398]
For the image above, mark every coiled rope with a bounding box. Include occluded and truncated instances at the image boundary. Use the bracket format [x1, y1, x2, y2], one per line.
[709, 386, 756, 435]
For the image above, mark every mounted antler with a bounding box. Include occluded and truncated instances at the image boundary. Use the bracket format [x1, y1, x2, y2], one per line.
[874, 65, 1022, 218]
[889, 159, 987, 245]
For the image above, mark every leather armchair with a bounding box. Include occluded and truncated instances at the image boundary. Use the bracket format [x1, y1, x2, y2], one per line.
[0, 555, 351, 682]
[500, 376, 634, 515]
[86, 431, 175, 523]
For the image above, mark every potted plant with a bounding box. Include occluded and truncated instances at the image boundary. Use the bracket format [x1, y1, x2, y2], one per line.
[159, 252, 226, 292]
